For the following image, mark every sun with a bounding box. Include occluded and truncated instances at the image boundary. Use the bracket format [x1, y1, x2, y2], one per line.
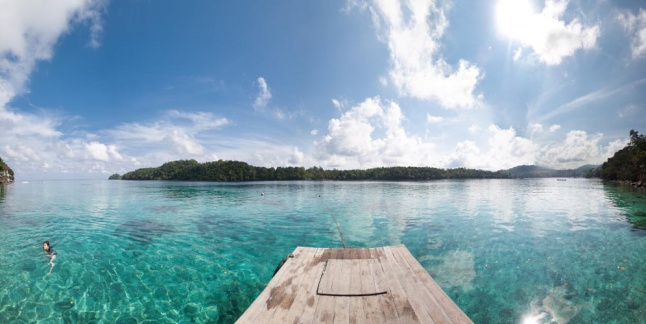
[496, 0, 535, 39]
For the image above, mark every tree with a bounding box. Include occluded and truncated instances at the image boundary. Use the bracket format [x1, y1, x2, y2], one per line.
[601, 130, 646, 182]
[629, 130, 646, 182]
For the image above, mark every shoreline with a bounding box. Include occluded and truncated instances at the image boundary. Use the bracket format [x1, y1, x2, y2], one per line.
[613, 179, 646, 191]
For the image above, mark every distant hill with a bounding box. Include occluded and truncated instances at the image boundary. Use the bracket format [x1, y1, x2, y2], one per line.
[498, 164, 600, 178]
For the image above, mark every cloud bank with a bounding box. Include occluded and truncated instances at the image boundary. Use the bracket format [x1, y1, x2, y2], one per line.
[313, 97, 620, 171]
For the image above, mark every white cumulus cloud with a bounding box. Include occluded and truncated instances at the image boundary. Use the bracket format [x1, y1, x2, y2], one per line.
[618, 9, 646, 59]
[163, 130, 204, 155]
[359, 0, 483, 108]
[444, 125, 538, 170]
[0, 0, 107, 102]
[85, 141, 122, 162]
[314, 96, 437, 168]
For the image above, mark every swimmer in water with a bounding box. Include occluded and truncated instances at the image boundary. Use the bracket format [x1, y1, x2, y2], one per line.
[43, 241, 56, 274]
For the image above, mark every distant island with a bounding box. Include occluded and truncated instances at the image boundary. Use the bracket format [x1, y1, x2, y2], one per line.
[112, 160, 598, 182]
[0, 156, 14, 184]
[108, 173, 122, 180]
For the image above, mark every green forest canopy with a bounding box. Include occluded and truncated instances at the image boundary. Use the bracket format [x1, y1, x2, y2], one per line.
[120, 160, 506, 181]
[601, 130, 646, 182]
[0, 156, 14, 177]
[117, 160, 597, 182]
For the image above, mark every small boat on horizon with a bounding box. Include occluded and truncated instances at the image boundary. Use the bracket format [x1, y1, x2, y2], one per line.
[557, 178, 567, 181]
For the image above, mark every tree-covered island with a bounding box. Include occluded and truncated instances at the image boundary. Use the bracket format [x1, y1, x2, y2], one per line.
[117, 160, 597, 182]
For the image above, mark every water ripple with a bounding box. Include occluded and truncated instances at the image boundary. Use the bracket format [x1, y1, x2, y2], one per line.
[0, 179, 645, 323]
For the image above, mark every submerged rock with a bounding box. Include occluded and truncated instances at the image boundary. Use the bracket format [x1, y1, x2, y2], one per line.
[114, 219, 175, 245]
[55, 300, 75, 310]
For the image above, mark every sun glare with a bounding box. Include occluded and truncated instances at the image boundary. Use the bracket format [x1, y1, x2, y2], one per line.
[496, 0, 535, 39]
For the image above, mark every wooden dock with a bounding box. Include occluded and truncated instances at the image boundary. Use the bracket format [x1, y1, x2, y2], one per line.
[236, 245, 473, 323]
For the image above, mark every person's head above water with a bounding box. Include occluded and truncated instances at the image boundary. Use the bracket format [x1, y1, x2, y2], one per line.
[43, 241, 51, 251]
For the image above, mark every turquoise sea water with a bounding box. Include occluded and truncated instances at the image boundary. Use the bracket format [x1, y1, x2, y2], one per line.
[0, 179, 645, 323]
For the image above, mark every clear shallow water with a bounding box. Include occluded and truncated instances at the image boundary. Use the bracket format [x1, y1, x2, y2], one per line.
[0, 179, 645, 323]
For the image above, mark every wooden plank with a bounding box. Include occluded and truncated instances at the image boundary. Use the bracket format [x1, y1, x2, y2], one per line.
[358, 248, 371, 259]
[346, 249, 365, 324]
[318, 260, 335, 296]
[332, 295, 350, 324]
[369, 248, 399, 322]
[264, 248, 318, 324]
[361, 259, 387, 295]
[280, 248, 327, 323]
[337, 248, 348, 259]
[321, 248, 336, 261]
[385, 245, 453, 324]
[374, 246, 420, 323]
[236, 247, 307, 323]
[319, 260, 347, 295]
[256, 247, 318, 323]
[292, 249, 329, 323]
[330, 248, 343, 259]
[356, 248, 382, 323]
[368, 250, 388, 297]
[333, 248, 352, 324]
[348, 259, 365, 323]
[313, 292, 337, 322]
[318, 259, 387, 296]
[313, 249, 341, 323]
[395, 246, 473, 324]
[358, 249, 387, 323]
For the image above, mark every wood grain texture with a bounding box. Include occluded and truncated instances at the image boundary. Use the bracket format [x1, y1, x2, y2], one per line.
[317, 259, 387, 296]
[235, 245, 473, 324]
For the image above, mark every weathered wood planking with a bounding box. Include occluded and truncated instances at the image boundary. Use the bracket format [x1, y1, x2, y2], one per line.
[318, 259, 387, 296]
[236, 245, 473, 324]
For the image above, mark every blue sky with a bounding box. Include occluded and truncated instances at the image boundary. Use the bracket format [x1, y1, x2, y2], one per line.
[1, 0, 645, 180]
